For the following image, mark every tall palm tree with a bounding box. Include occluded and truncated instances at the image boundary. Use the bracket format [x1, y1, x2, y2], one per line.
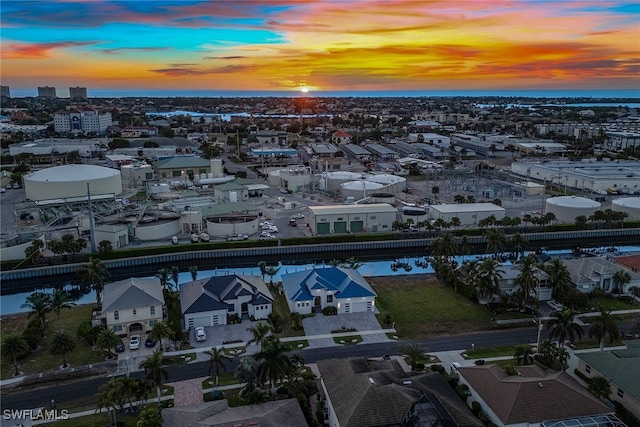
[188, 265, 198, 281]
[97, 328, 120, 359]
[205, 347, 232, 386]
[327, 259, 342, 267]
[170, 266, 180, 291]
[509, 233, 528, 260]
[513, 345, 534, 365]
[253, 336, 293, 398]
[49, 289, 76, 318]
[588, 310, 620, 351]
[612, 270, 631, 296]
[430, 232, 458, 260]
[546, 309, 583, 347]
[50, 330, 76, 368]
[458, 235, 472, 257]
[139, 350, 170, 404]
[544, 258, 573, 300]
[116, 376, 140, 410]
[263, 265, 281, 286]
[78, 257, 111, 305]
[483, 228, 506, 255]
[96, 378, 120, 427]
[149, 321, 173, 350]
[399, 344, 424, 371]
[155, 268, 170, 292]
[514, 254, 539, 310]
[475, 258, 503, 303]
[247, 322, 272, 351]
[342, 257, 362, 270]
[21, 292, 51, 336]
[2, 334, 29, 376]
[258, 261, 268, 281]
[235, 357, 258, 395]
[588, 376, 611, 400]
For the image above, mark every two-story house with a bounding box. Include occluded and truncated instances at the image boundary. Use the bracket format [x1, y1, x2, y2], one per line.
[496, 264, 552, 302]
[101, 278, 166, 336]
[562, 257, 640, 294]
[179, 275, 273, 329]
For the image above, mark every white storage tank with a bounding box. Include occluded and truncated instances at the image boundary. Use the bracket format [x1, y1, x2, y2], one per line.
[324, 171, 364, 193]
[545, 196, 601, 223]
[366, 174, 406, 194]
[24, 164, 122, 201]
[340, 180, 384, 199]
[612, 197, 640, 220]
[229, 191, 238, 203]
[210, 158, 223, 177]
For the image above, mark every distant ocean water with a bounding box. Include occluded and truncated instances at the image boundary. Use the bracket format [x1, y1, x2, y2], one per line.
[8, 89, 640, 99]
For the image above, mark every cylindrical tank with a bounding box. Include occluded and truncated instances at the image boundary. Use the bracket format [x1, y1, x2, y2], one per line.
[612, 197, 640, 220]
[366, 174, 406, 194]
[229, 191, 238, 203]
[324, 171, 364, 192]
[545, 196, 601, 222]
[340, 180, 384, 199]
[24, 165, 122, 201]
[210, 158, 223, 177]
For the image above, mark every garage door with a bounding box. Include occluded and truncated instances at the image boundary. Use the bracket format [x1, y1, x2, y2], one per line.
[334, 221, 347, 233]
[187, 316, 211, 328]
[316, 222, 330, 234]
[350, 221, 363, 232]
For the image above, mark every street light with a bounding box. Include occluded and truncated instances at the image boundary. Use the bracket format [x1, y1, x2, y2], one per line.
[125, 357, 130, 378]
[533, 318, 543, 352]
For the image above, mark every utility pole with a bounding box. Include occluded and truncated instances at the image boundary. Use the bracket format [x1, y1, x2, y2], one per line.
[236, 129, 240, 158]
[87, 183, 96, 253]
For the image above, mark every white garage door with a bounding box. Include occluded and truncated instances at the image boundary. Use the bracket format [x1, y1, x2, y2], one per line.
[187, 316, 211, 328]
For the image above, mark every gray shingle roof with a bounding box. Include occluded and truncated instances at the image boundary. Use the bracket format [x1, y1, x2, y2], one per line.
[102, 278, 164, 312]
[180, 275, 272, 315]
[457, 364, 611, 425]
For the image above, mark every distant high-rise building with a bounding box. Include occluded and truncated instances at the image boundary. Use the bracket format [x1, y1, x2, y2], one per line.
[0, 86, 10, 98]
[54, 108, 112, 135]
[69, 86, 88, 100]
[38, 86, 57, 98]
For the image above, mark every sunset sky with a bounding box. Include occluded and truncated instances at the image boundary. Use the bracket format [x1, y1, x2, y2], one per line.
[1, 0, 638, 96]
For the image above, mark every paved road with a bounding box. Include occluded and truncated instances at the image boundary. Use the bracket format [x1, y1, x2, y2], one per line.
[1, 326, 546, 410]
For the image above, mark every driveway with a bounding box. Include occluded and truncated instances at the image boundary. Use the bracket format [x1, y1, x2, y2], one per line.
[302, 312, 391, 349]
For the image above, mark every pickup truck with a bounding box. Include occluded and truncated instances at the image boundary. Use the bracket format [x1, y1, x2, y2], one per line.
[226, 234, 248, 241]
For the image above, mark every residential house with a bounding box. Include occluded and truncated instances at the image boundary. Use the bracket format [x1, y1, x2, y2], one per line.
[281, 267, 377, 315]
[180, 275, 273, 329]
[495, 264, 552, 302]
[615, 254, 640, 273]
[576, 340, 640, 419]
[317, 357, 481, 427]
[457, 364, 614, 427]
[332, 130, 352, 145]
[101, 278, 166, 336]
[562, 256, 640, 294]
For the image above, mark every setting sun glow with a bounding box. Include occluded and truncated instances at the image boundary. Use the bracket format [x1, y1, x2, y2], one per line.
[300, 87, 309, 93]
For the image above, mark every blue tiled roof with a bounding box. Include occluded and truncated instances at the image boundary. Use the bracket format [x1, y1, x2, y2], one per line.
[281, 267, 376, 302]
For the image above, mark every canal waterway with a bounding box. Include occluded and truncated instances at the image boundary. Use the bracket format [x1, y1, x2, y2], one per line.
[3, 246, 639, 315]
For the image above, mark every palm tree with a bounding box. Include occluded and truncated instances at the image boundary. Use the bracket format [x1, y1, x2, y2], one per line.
[431, 185, 440, 199]
[170, 266, 180, 291]
[258, 261, 268, 281]
[342, 257, 362, 270]
[50, 330, 76, 368]
[327, 259, 342, 267]
[483, 228, 506, 255]
[588, 310, 620, 351]
[205, 347, 232, 386]
[116, 376, 140, 410]
[155, 268, 170, 291]
[96, 378, 120, 427]
[475, 258, 503, 303]
[188, 265, 198, 281]
[509, 233, 528, 260]
[21, 292, 51, 336]
[514, 254, 539, 311]
[553, 346, 571, 370]
[588, 376, 611, 400]
[263, 265, 281, 286]
[78, 257, 110, 305]
[612, 270, 631, 296]
[97, 328, 120, 359]
[247, 322, 272, 350]
[399, 344, 424, 371]
[139, 350, 170, 404]
[458, 235, 472, 256]
[253, 336, 293, 398]
[235, 357, 258, 395]
[2, 334, 29, 376]
[49, 289, 76, 318]
[513, 345, 534, 365]
[149, 321, 173, 350]
[430, 232, 459, 260]
[546, 309, 583, 347]
[544, 258, 573, 300]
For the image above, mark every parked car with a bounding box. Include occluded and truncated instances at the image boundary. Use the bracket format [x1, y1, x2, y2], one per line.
[291, 213, 304, 219]
[171, 236, 179, 245]
[547, 300, 564, 311]
[190, 234, 200, 243]
[259, 233, 276, 240]
[199, 233, 210, 242]
[145, 337, 157, 348]
[12, 182, 19, 189]
[195, 327, 207, 342]
[129, 335, 141, 350]
[289, 219, 297, 226]
[115, 341, 125, 353]
[226, 233, 248, 241]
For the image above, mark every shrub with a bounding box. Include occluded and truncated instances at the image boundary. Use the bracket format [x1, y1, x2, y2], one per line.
[471, 401, 482, 416]
[455, 384, 470, 401]
[574, 368, 590, 383]
[504, 365, 518, 376]
[331, 326, 356, 333]
[322, 306, 337, 316]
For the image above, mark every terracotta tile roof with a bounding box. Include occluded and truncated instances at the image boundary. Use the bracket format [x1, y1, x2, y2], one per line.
[457, 365, 611, 425]
[615, 254, 640, 273]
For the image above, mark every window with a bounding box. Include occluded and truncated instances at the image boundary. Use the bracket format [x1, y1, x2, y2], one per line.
[327, 295, 333, 303]
[149, 320, 156, 327]
[618, 388, 624, 399]
[354, 216, 360, 220]
[212, 315, 219, 326]
[370, 216, 376, 219]
[113, 325, 122, 332]
[150, 306, 155, 316]
[228, 304, 235, 312]
[337, 217, 343, 221]
[187, 318, 194, 328]
[344, 303, 351, 313]
[306, 302, 310, 306]
[366, 301, 373, 311]
[585, 365, 591, 374]
[133, 309, 137, 315]
[114, 311, 119, 321]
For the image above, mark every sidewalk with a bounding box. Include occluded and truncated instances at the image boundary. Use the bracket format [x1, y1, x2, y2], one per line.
[494, 308, 640, 326]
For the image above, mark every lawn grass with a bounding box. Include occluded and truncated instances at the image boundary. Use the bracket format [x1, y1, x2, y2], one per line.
[462, 344, 529, 359]
[269, 286, 305, 338]
[223, 346, 246, 357]
[202, 372, 241, 388]
[333, 335, 363, 345]
[569, 337, 625, 350]
[38, 412, 141, 427]
[224, 389, 246, 407]
[584, 297, 638, 312]
[0, 304, 107, 380]
[493, 311, 536, 321]
[372, 276, 494, 339]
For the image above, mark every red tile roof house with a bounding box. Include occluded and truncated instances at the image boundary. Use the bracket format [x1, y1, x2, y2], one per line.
[457, 364, 615, 427]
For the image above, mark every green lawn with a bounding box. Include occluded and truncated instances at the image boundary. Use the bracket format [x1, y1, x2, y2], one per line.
[38, 412, 141, 427]
[270, 286, 305, 338]
[202, 372, 241, 388]
[284, 339, 309, 351]
[333, 335, 363, 345]
[569, 337, 625, 350]
[1, 305, 107, 380]
[462, 344, 529, 359]
[373, 276, 494, 339]
[584, 297, 638, 312]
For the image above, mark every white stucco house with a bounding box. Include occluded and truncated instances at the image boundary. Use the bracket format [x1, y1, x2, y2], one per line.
[179, 275, 273, 329]
[101, 278, 166, 336]
[281, 267, 377, 315]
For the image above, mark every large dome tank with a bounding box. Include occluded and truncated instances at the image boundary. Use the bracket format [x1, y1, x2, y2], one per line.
[612, 197, 640, 220]
[340, 180, 384, 199]
[366, 174, 406, 193]
[324, 171, 364, 193]
[545, 196, 600, 222]
[24, 164, 122, 201]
